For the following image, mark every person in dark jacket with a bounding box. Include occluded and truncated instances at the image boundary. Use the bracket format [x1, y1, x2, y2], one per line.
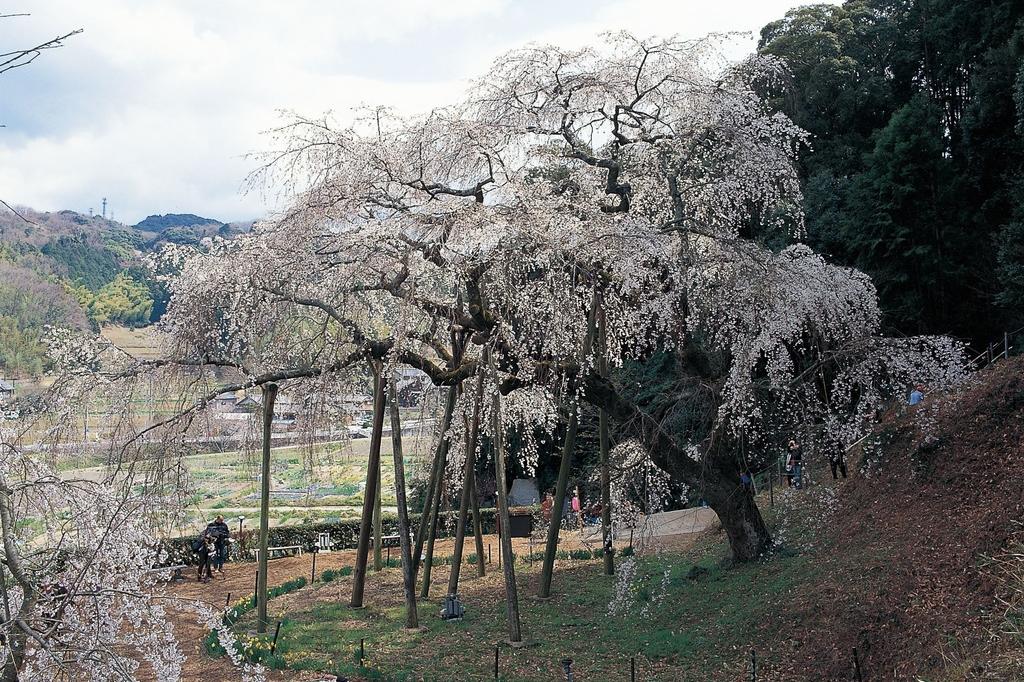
[194, 533, 214, 582]
[205, 515, 231, 575]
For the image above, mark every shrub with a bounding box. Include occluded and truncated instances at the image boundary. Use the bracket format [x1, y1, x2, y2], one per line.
[157, 509, 498, 567]
[620, 546, 635, 558]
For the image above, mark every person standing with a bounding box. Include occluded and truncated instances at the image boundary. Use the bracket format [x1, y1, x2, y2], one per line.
[194, 533, 214, 583]
[909, 384, 925, 405]
[571, 488, 582, 529]
[540, 492, 554, 525]
[786, 440, 803, 489]
[829, 451, 848, 480]
[205, 515, 231, 575]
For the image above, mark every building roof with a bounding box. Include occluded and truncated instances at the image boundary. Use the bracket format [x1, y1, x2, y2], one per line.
[0, 380, 14, 391]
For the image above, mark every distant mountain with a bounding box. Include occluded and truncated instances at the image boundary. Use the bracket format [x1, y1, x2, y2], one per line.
[134, 213, 223, 232]
[0, 205, 251, 376]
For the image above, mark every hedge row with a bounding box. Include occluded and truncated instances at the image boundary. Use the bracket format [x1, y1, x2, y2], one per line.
[157, 508, 503, 567]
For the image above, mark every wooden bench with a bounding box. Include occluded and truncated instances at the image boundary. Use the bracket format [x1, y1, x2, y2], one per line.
[146, 564, 187, 582]
[252, 545, 303, 561]
[373, 533, 412, 548]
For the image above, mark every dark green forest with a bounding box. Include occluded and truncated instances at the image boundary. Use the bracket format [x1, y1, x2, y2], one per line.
[758, 0, 1024, 344]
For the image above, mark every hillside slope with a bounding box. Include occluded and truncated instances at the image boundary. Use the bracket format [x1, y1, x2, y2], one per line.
[763, 357, 1024, 679]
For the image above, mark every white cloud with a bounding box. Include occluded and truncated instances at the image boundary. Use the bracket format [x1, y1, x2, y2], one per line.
[0, 0, 829, 224]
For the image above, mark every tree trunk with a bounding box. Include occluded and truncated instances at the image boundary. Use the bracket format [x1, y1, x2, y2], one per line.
[351, 362, 386, 608]
[388, 374, 419, 629]
[581, 373, 772, 564]
[487, 349, 523, 643]
[256, 382, 278, 633]
[448, 374, 483, 595]
[539, 293, 598, 598]
[704, 478, 772, 562]
[413, 387, 456, 575]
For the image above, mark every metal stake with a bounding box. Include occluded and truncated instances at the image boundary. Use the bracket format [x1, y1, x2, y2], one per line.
[561, 657, 574, 682]
[630, 656, 636, 682]
[494, 644, 499, 680]
[270, 621, 281, 654]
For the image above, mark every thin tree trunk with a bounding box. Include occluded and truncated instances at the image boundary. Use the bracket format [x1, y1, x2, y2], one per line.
[413, 387, 457, 574]
[486, 349, 523, 643]
[539, 294, 598, 598]
[598, 301, 614, 575]
[256, 382, 278, 633]
[351, 362, 387, 608]
[448, 373, 484, 595]
[469, 467, 486, 578]
[388, 374, 419, 629]
[373, 457, 382, 571]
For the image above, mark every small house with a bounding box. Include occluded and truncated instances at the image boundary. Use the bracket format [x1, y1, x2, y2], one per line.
[211, 391, 238, 410]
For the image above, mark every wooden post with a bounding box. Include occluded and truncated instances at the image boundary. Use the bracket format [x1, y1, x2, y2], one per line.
[487, 348, 523, 643]
[1005, 332, 1011, 360]
[310, 550, 317, 584]
[449, 373, 484, 595]
[389, 374, 419, 629]
[853, 647, 863, 681]
[769, 464, 774, 508]
[421, 387, 458, 593]
[351, 362, 386, 608]
[494, 644, 499, 680]
[413, 388, 457, 574]
[470, 471, 486, 577]
[750, 649, 757, 681]
[373, 455, 383, 572]
[256, 383, 278, 634]
[597, 296, 614, 576]
[540, 292, 598, 598]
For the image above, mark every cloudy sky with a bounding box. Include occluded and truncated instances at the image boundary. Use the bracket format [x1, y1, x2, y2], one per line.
[0, 1, 824, 225]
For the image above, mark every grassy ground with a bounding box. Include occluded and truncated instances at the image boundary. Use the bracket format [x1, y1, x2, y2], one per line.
[209, 493, 829, 682]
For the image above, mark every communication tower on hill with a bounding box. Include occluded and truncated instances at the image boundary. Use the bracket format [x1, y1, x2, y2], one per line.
[101, 197, 108, 219]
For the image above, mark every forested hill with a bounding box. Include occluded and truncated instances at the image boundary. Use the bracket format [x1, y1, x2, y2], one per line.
[758, 0, 1024, 345]
[0, 207, 252, 376]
